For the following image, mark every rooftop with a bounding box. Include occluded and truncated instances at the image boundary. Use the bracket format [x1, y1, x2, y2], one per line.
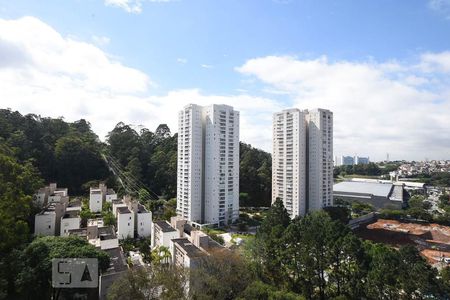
[62, 210, 80, 219]
[104, 247, 127, 273]
[106, 188, 116, 195]
[172, 238, 205, 258]
[117, 206, 131, 214]
[334, 181, 393, 198]
[137, 204, 148, 213]
[154, 220, 176, 232]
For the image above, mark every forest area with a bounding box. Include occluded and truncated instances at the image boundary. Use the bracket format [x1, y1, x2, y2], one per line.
[0, 108, 273, 298]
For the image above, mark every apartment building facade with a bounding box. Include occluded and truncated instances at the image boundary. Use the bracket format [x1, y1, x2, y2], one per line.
[176, 104, 239, 226]
[272, 109, 307, 217]
[272, 108, 333, 217]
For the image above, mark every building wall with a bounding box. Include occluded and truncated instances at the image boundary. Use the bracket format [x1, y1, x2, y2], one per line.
[176, 104, 239, 225]
[112, 202, 127, 216]
[306, 109, 334, 212]
[272, 109, 307, 217]
[151, 222, 179, 249]
[35, 213, 56, 236]
[177, 104, 203, 223]
[106, 194, 118, 202]
[204, 105, 239, 225]
[90, 193, 103, 212]
[35, 192, 48, 207]
[117, 213, 134, 239]
[60, 217, 80, 236]
[136, 212, 152, 238]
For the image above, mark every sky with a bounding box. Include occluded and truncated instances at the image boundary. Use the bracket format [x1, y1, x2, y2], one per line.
[1, 0, 450, 161]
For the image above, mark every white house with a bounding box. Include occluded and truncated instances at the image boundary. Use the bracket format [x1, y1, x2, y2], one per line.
[136, 204, 152, 238]
[35, 200, 67, 236]
[117, 207, 134, 240]
[60, 210, 81, 236]
[170, 238, 205, 269]
[35, 210, 56, 236]
[112, 199, 127, 216]
[151, 220, 179, 249]
[89, 188, 104, 212]
[69, 219, 119, 250]
[105, 189, 118, 202]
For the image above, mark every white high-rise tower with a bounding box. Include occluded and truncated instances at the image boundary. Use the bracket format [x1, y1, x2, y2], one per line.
[272, 108, 333, 217]
[306, 108, 333, 212]
[177, 104, 240, 226]
[272, 109, 307, 217]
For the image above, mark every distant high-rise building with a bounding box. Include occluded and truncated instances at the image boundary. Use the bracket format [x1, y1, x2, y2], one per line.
[272, 108, 333, 218]
[340, 156, 355, 166]
[176, 104, 239, 226]
[355, 156, 370, 165]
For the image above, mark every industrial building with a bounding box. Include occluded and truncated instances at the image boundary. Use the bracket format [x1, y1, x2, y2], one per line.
[333, 179, 405, 209]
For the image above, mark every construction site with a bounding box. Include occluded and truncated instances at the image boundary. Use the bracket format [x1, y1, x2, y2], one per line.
[355, 219, 450, 267]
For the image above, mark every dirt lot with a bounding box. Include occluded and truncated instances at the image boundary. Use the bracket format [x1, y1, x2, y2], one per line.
[354, 219, 450, 265]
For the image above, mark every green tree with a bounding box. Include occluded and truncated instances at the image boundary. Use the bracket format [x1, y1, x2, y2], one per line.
[108, 265, 188, 300]
[15, 236, 110, 299]
[397, 245, 442, 299]
[252, 198, 290, 284]
[366, 243, 400, 300]
[0, 147, 43, 298]
[190, 250, 254, 300]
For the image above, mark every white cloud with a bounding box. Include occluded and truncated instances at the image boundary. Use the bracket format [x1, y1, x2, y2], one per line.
[0, 16, 278, 152]
[201, 64, 213, 69]
[429, 0, 450, 19]
[1, 16, 450, 161]
[237, 55, 450, 160]
[420, 51, 450, 73]
[104, 0, 174, 14]
[91, 35, 110, 46]
[176, 58, 187, 64]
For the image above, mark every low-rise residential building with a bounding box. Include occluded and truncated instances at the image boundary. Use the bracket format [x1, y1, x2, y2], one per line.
[112, 199, 127, 216]
[34, 183, 68, 207]
[117, 207, 134, 240]
[105, 189, 118, 202]
[90, 184, 107, 212]
[170, 238, 205, 268]
[69, 219, 119, 250]
[113, 196, 152, 238]
[60, 210, 81, 236]
[99, 247, 127, 300]
[34, 198, 68, 236]
[151, 220, 179, 249]
[136, 204, 152, 238]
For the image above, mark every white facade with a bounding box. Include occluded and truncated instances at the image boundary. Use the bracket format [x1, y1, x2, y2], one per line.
[60, 213, 81, 236]
[272, 109, 307, 217]
[106, 193, 118, 203]
[136, 209, 152, 238]
[177, 104, 239, 226]
[151, 220, 179, 249]
[306, 108, 334, 212]
[90, 189, 103, 212]
[35, 211, 56, 236]
[117, 207, 134, 239]
[272, 108, 333, 217]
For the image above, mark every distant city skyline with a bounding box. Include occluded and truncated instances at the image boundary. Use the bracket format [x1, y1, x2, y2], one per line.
[1, 1, 450, 161]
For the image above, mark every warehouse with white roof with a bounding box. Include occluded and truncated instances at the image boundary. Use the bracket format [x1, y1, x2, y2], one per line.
[333, 180, 405, 209]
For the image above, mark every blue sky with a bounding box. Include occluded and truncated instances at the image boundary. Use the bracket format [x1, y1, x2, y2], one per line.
[1, 0, 450, 160]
